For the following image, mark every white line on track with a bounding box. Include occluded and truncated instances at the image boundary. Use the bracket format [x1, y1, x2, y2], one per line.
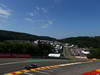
[0, 59, 92, 66]
[0, 61, 27, 66]
[59, 61, 92, 67]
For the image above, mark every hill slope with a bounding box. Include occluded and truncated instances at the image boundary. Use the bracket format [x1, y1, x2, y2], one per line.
[0, 30, 56, 41]
[61, 36, 100, 48]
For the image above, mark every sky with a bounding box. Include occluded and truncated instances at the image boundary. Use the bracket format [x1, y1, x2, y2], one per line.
[0, 0, 100, 39]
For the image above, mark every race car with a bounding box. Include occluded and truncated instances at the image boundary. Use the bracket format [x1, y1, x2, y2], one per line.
[25, 64, 38, 70]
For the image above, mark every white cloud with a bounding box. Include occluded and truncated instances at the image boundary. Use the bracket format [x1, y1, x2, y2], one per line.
[41, 24, 49, 28]
[0, 4, 7, 8]
[0, 4, 13, 26]
[0, 14, 8, 18]
[25, 6, 52, 28]
[0, 7, 11, 16]
[35, 6, 40, 10]
[25, 18, 33, 22]
[41, 8, 48, 13]
[29, 6, 41, 17]
[48, 21, 53, 24]
[29, 6, 48, 17]
[25, 17, 53, 29]
[29, 12, 34, 17]
[41, 20, 53, 29]
[0, 4, 12, 19]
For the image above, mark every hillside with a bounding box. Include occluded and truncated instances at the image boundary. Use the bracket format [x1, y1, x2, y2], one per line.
[0, 30, 100, 48]
[61, 36, 100, 48]
[0, 30, 56, 41]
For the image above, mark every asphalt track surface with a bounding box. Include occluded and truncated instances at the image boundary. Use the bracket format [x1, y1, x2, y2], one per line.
[0, 58, 100, 75]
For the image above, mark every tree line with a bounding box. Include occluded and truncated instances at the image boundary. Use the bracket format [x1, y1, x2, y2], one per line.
[61, 36, 100, 48]
[0, 41, 54, 57]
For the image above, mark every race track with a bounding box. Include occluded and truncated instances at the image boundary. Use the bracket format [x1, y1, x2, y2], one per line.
[0, 58, 100, 75]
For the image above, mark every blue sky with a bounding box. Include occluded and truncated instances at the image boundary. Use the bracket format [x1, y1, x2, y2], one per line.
[0, 0, 100, 39]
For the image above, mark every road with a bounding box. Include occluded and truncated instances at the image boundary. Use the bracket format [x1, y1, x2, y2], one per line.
[0, 58, 100, 75]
